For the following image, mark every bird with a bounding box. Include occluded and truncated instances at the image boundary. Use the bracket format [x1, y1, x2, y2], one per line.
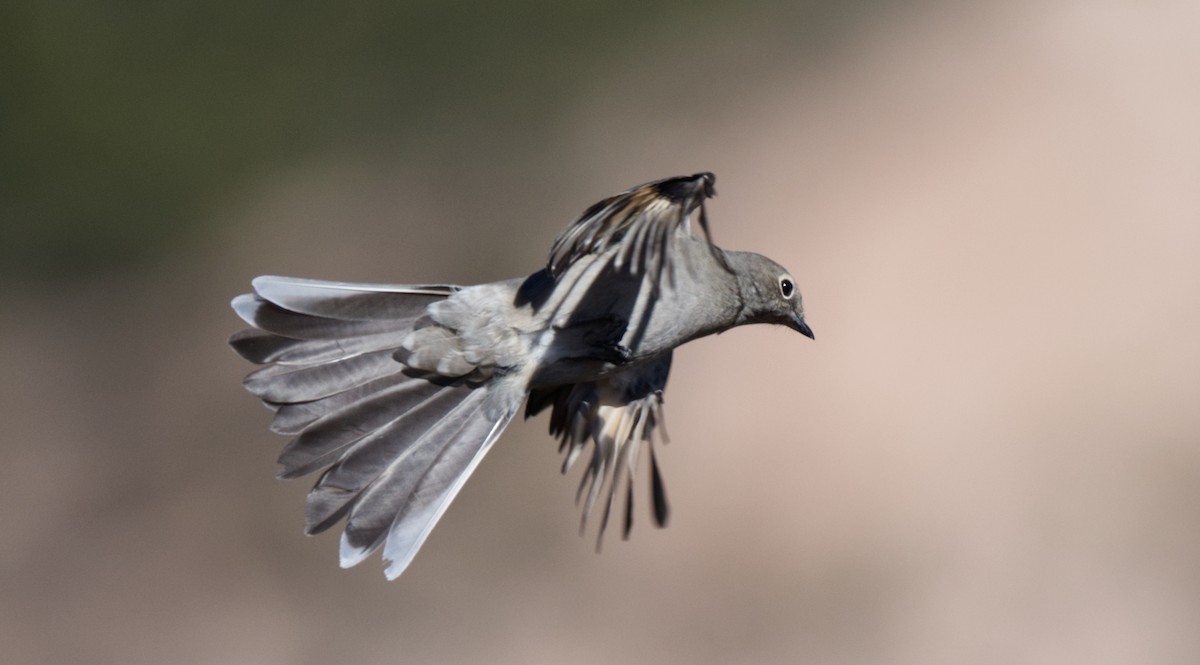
[229, 172, 813, 579]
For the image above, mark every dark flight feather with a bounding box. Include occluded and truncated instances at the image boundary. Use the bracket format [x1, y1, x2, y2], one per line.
[546, 173, 721, 285]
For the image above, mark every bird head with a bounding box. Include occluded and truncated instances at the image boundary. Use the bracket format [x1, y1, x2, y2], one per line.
[727, 251, 814, 339]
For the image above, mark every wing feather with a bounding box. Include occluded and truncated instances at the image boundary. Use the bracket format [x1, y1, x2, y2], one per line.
[546, 173, 721, 284]
[526, 352, 674, 547]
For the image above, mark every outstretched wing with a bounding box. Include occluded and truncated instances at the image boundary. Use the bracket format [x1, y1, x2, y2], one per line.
[525, 353, 673, 546]
[546, 172, 723, 287]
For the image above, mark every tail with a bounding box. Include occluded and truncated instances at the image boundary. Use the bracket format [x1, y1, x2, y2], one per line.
[230, 276, 524, 579]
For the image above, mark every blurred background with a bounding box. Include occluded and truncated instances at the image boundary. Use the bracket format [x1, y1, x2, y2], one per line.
[4, 0, 1199, 663]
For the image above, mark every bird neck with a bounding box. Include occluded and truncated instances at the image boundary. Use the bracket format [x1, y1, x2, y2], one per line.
[725, 251, 769, 327]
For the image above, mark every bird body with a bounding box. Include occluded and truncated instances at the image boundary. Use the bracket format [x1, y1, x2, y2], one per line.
[231, 173, 811, 578]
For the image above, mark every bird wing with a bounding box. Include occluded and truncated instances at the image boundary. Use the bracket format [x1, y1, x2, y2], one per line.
[545, 173, 723, 288]
[525, 352, 673, 546]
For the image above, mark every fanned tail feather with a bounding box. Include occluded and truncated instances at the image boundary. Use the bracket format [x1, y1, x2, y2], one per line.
[230, 275, 522, 578]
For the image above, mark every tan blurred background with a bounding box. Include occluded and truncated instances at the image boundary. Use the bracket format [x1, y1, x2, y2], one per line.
[4, 1, 1200, 663]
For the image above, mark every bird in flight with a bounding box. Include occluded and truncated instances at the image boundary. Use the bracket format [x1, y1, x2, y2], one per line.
[230, 172, 814, 579]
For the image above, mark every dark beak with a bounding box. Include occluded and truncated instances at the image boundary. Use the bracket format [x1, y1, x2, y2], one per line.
[789, 313, 815, 340]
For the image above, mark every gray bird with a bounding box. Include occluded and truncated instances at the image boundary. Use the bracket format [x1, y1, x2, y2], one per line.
[230, 172, 813, 579]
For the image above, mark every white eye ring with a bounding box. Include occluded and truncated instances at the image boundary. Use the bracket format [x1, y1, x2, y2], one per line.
[779, 275, 795, 299]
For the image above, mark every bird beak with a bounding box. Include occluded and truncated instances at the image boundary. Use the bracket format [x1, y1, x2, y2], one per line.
[789, 313, 815, 340]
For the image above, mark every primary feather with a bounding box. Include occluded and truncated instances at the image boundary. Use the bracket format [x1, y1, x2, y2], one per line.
[547, 172, 722, 287]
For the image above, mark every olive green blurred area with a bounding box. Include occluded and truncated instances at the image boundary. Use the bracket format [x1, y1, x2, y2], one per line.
[5, 1, 1200, 664]
[0, 0, 861, 280]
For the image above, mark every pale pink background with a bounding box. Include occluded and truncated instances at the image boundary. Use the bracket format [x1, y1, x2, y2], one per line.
[5, 2, 1199, 663]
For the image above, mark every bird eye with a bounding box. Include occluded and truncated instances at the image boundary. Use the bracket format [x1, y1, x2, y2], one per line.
[779, 276, 794, 299]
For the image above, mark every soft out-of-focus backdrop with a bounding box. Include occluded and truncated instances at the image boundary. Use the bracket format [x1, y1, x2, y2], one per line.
[4, 1, 1199, 663]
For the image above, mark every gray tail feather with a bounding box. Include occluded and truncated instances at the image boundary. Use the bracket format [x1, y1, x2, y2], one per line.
[229, 275, 523, 578]
[340, 384, 520, 578]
